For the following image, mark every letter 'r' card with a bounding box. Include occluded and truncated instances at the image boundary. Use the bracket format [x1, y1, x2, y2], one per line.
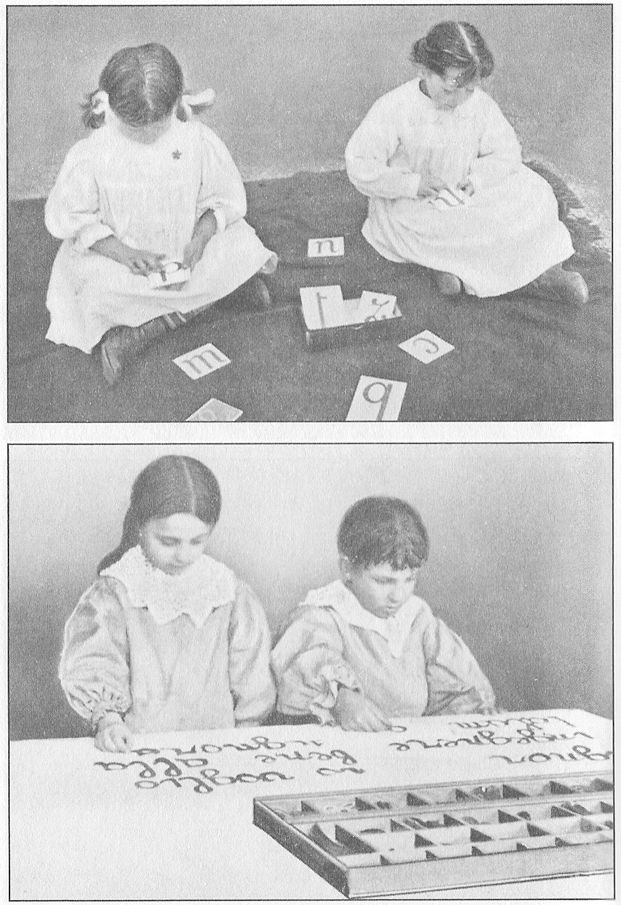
[346, 375, 407, 421]
[399, 330, 454, 363]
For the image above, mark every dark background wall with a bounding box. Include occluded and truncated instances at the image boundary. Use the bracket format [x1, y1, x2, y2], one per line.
[9, 444, 612, 740]
[8, 5, 611, 205]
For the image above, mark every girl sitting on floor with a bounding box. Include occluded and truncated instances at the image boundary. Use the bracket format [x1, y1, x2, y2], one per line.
[271, 496, 496, 730]
[45, 43, 277, 385]
[59, 455, 275, 752]
[345, 21, 588, 305]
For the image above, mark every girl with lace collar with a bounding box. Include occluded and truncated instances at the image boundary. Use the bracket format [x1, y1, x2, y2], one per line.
[271, 496, 496, 731]
[59, 455, 275, 752]
[345, 21, 588, 305]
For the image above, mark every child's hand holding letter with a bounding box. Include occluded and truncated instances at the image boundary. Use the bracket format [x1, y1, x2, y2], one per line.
[95, 712, 133, 752]
[333, 686, 390, 732]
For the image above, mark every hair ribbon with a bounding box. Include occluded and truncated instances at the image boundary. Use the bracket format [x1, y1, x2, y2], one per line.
[180, 88, 216, 120]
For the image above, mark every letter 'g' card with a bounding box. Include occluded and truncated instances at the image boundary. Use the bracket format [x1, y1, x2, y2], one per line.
[186, 399, 243, 421]
[346, 375, 407, 421]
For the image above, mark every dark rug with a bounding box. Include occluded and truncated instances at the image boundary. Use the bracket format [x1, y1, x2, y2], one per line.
[8, 166, 611, 422]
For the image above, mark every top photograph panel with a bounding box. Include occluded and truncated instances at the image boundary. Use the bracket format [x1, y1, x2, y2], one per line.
[7, 4, 612, 423]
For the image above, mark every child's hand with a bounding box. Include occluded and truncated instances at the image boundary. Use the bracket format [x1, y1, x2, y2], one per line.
[94, 713, 133, 752]
[458, 179, 475, 196]
[122, 248, 167, 276]
[333, 687, 390, 732]
[182, 234, 210, 270]
[91, 236, 165, 275]
[418, 175, 465, 203]
[183, 211, 218, 269]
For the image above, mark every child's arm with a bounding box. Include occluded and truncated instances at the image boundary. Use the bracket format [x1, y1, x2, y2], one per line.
[272, 607, 386, 729]
[45, 144, 164, 272]
[59, 579, 133, 747]
[468, 98, 522, 192]
[422, 613, 497, 716]
[227, 584, 276, 727]
[345, 94, 422, 201]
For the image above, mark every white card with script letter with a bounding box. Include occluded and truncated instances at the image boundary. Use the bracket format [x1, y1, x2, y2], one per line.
[346, 375, 407, 421]
[186, 399, 242, 421]
[173, 343, 231, 379]
[307, 237, 345, 257]
[300, 285, 348, 329]
[399, 330, 454, 363]
[355, 291, 400, 322]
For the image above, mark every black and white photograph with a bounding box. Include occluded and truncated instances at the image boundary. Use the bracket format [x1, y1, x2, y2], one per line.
[6, 4, 612, 422]
[8, 443, 613, 899]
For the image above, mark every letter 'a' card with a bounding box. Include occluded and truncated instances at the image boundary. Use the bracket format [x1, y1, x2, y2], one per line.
[399, 331, 454, 363]
[186, 399, 242, 421]
[173, 343, 231, 379]
[346, 375, 407, 421]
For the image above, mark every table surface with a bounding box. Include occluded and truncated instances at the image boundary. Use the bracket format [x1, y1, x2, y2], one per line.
[9, 709, 613, 900]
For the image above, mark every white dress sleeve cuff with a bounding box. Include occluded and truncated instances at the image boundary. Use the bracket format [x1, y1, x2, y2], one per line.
[76, 221, 115, 252]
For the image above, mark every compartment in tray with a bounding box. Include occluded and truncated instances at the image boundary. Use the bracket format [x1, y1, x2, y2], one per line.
[425, 843, 475, 860]
[556, 830, 613, 847]
[529, 816, 605, 837]
[413, 826, 492, 847]
[301, 796, 361, 816]
[305, 822, 375, 856]
[333, 817, 411, 836]
[517, 836, 562, 851]
[403, 811, 470, 829]
[560, 797, 613, 816]
[549, 777, 613, 795]
[472, 839, 519, 856]
[495, 803, 574, 822]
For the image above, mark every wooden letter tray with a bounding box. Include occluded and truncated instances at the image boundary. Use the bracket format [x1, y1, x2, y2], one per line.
[254, 772, 613, 897]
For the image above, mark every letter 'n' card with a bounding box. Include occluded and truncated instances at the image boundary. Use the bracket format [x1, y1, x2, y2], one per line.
[307, 237, 345, 257]
[346, 375, 407, 421]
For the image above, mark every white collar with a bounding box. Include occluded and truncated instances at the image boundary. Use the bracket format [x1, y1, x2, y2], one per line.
[101, 546, 237, 627]
[300, 580, 423, 657]
[412, 77, 478, 123]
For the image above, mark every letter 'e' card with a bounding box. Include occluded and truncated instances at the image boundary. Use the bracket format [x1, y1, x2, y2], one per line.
[399, 331, 454, 363]
[346, 375, 407, 421]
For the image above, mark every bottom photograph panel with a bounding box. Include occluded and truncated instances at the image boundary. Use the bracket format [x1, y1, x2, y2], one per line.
[8, 443, 612, 900]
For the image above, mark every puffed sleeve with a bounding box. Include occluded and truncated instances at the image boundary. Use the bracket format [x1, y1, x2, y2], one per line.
[469, 97, 522, 191]
[196, 124, 248, 233]
[422, 613, 496, 716]
[59, 578, 132, 730]
[271, 607, 361, 724]
[227, 582, 276, 726]
[44, 141, 115, 250]
[346, 93, 421, 200]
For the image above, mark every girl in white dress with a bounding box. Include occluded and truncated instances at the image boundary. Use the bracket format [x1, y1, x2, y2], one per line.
[60, 455, 276, 752]
[272, 497, 495, 731]
[345, 21, 588, 305]
[45, 44, 277, 385]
